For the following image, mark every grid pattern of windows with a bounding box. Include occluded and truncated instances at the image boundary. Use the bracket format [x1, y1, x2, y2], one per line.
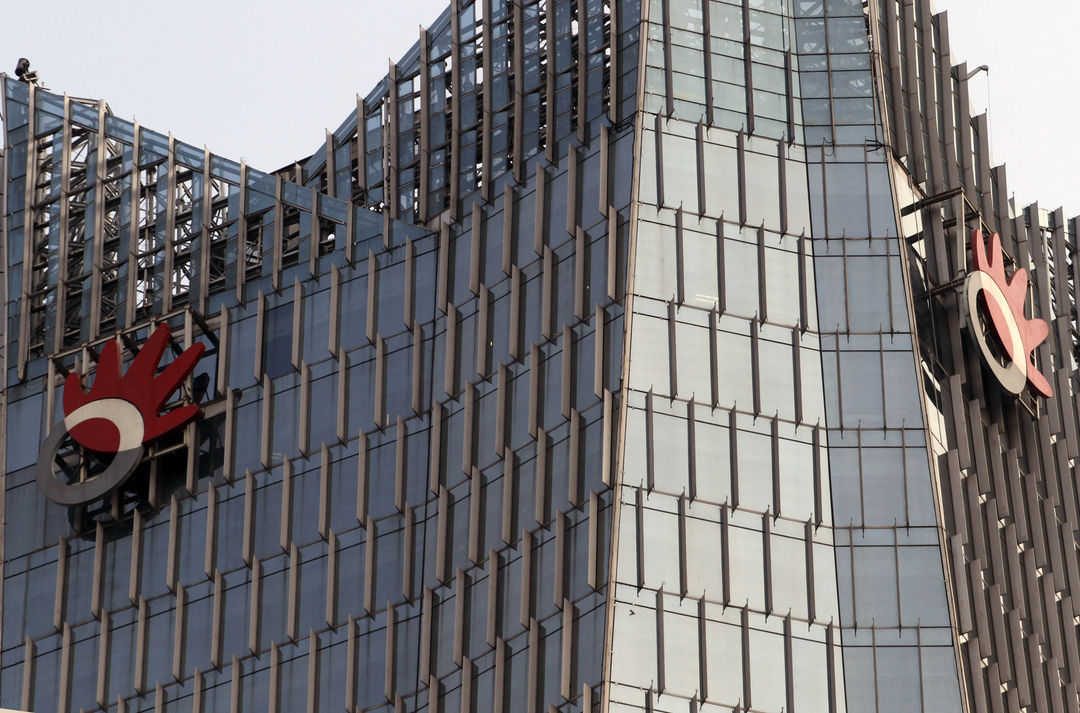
[0, 0, 640, 706]
[606, 0, 966, 711]
[2, 81, 633, 713]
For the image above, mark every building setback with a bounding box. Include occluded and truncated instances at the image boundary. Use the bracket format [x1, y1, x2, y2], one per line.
[1, 0, 1078, 712]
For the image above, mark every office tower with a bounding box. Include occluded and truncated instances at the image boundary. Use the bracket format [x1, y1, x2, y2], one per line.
[2, 1, 1078, 711]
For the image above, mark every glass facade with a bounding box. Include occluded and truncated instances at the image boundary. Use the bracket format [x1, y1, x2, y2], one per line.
[1, 1, 1078, 712]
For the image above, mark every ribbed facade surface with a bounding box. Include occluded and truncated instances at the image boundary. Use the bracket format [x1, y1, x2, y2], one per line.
[0, 1, 1078, 713]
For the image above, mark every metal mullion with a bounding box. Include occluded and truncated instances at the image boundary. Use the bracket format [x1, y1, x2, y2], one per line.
[58, 624, 73, 713]
[655, 114, 665, 208]
[470, 202, 483, 295]
[309, 186, 320, 277]
[783, 617, 795, 713]
[88, 101, 107, 339]
[594, 304, 605, 398]
[135, 596, 149, 692]
[271, 176, 283, 291]
[588, 492, 600, 588]
[566, 145, 578, 237]
[388, 61, 400, 219]
[677, 496, 688, 598]
[299, 362, 311, 454]
[792, 327, 803, 424]
[770, 416, 781, 516]
[21, 637, 35, 712]
[235, 160, 247, 304]
[777, 141, 788, 235]
[750, 319, 761, 414]
[804, 522, 816, 622]
[974, 114, 993, 223]
[18, 82, 37, 378]
[54, 536, 68, 631]
[534, 164, 547, 255]
[463, 382, 476, 474]
[560, 599, 574, 699]
[740, 606, 752, 708]
[783, 50, 794, 143]
[919, 3, 944, 192]
[129, 509, 143, 603]
[166, 495, 180, 591]
[260, 376, 272, 468]
[645, 389, 655, 489]
[267, 643, 280, 713]
[737, 131, 746, 225]
[481, 0, 493, 202]
[501, 183, 514, 276]
[902, 0, 928, 186]
[451, 0, 463, 219]
[741, 0, 754, 134]
[936, 14, 958, 188]
[287, 544, 300, 641]
[991, 165, 1012, 248]
[198, 146, 212, 310]
[420, 29, 431, 221]
[173, 585, 187, 681]
[884, 0, 907, 157]
[757, 224, 767, 321]
[608, 0, 619, 123]
[825, 624, 838, 713]
[598, 125, 610, 217]
[568, 410, 581, 505]
[955, 62, 976, 195]
[535, 428, 548, 524]
[702, 0, 714, 126]
[709, 308, 719, 407]
[367, 249, 379, 343]
[542, 247, 554, 339]
[357, 430, 369, 524]
[655, 587, 666, 692]
[574, 226, 586, 319]
[797, 230, 808, 330]
[667, 301, 678, 397]
[695, 124, 706, 218]
[512, 0, 525, 183]
[162, 134, 177, 313]
[433, 485, 451, 584]
[53, 96, 72, 353]
[241, 471, 255, 566]
[356, 95, 367, 199]
[729, 410, 740, 507]
[96, 612, 110, 706]
[280, 459, 294, 553]
[544, 0, 556, 163]
[575, 0, 587, 143]
[662, 0, 674, 117]
[395, 418, 408, 514]
[314, 444, 331, 543]
[607, 206, 618, 301]
[900, 0, 925, 185]
[460, 656, 474, 713]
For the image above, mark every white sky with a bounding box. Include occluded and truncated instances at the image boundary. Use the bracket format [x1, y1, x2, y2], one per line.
[1, 0, 1076, 216]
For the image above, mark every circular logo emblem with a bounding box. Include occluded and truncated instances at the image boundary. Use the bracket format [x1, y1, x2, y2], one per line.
[36, 324, 205, 506]
[964, 229, 1052, 398]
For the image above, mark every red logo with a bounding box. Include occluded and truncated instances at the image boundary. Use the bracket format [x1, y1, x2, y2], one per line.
[964, 229, 1052, 398]
[36, 324, 205, 505]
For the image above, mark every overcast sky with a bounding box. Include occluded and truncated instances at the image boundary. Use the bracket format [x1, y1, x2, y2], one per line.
[1, 0, 1076, 216]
